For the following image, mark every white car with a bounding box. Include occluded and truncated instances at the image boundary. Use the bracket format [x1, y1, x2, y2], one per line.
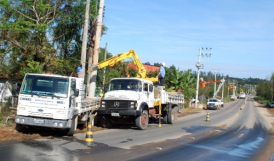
[219, 100, 224, 107]
[270, 102, 274, 108]
[206, 98, 220, 110]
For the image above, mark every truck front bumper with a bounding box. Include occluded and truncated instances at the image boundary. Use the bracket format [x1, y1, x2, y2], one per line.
[206, 105, 218, 110]
[15, 116, 71, 129]
[97, 109, 142, 116]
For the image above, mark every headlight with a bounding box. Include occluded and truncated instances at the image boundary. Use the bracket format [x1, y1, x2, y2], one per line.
[130, 102, 137, 108]
[53, 122, 58, 127]
[20, 119, 25, 123]
[58, 123, 64, 127]
[15, 118, 20, 123]
[101, 101, 105, 108]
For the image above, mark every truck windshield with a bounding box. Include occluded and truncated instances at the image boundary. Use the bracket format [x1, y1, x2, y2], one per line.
[108, 79, 142, 92]
[20, 75, 69, 98]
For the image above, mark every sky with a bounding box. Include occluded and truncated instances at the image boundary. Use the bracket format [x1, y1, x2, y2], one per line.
[99, 0, 274, 79]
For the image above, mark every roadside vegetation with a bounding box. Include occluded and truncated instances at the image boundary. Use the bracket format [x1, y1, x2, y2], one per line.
[254, 73, 274, 106]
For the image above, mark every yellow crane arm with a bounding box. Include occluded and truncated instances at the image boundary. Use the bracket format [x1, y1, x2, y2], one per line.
[88, 50, 158, 82]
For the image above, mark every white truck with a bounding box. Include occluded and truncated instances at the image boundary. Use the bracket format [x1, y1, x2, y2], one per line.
[206, 98, 221, 110]
[97, 77, 184, 130]
[15, 73, 101, 136]
[239, 93, 246, 99]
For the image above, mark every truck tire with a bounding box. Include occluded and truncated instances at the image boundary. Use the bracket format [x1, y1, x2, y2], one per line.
[163, 111, 168, 124]
[15, 124, 28, 133]
[135, 110, 148, 130]
[167, 106, 178, 124]
[66, 116, 78, 136]
[100, 116, 113, 128]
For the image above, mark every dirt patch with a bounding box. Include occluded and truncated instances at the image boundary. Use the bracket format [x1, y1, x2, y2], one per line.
[252, 102, 274, 161]
[0, 106, 203, 142]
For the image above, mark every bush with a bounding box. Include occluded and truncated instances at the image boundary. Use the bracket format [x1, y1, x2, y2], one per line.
[0, 102, 12, 125]
[253, 96, 271, 105]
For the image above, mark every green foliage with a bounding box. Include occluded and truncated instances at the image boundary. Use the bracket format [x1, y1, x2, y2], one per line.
[167, 67, 184, 92]
[20, 60, 43, 75]
[253, 96, 270, 105]
[0, 102, 13, 125]
[0, 0, 102, 80]
[256, 72, 274, 103]
[147, 71, 158, 78]
[165, 67, 196, 104]
[153, 62, 161, 67]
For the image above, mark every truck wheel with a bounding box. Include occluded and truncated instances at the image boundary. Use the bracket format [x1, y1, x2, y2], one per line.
[167, 106, 178, 124]
[100, 116, 113, 128]
[66, 116, 78, 136]
[135, 110, 148, 130]
[15, 124, 27, 133]
[163, 111, 168, 124]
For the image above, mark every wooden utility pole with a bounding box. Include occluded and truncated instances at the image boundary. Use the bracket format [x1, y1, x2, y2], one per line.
[88, 0, 104, 97]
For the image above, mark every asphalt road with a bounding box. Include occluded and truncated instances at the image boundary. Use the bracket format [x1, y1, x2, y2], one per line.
[1, 95, 274, 161]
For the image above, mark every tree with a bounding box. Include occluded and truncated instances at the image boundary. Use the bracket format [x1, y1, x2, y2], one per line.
[144, 62, 150, 65]
[0, 0, 106, 79]
[166, 67, 196, 105]
[0, 0, 66, 78]
[153, 62, 161, 67]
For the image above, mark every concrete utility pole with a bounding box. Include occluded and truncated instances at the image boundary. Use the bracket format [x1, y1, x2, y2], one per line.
[102, 43, 108, 93]
[221, 82, 224, 100]
[195, 47, 212, 108]
[89, 0, 104, 97]
[80, 0, 90, 81]
[213, 69, 219, 94]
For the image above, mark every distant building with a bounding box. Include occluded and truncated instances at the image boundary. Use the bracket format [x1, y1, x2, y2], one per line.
[127, 64, 159, 73]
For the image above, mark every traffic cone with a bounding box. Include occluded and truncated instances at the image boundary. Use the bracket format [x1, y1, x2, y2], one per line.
[206, 112, 210, 121]
[85, 123, 95, 146]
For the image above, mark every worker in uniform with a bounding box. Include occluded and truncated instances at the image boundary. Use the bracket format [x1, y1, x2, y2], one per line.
[157, 62, 165, 86]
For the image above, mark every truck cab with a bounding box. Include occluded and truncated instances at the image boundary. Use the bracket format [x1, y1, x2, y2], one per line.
[98, 78, 154, 129]
[97, 77, 184, 130]
[15, 73, 100, 136]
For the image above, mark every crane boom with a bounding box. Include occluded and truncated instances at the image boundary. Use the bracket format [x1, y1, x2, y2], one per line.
[239, 87, 244, 93]
[200, 78, 221, 88]
[212, 78, 225, 98]
[88, 50, 158, 82]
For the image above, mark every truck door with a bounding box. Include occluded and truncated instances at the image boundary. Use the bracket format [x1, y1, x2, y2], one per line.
[148, 84, 154, 107]
[69, 79, 76, 108]
[143, 83, 154, 107]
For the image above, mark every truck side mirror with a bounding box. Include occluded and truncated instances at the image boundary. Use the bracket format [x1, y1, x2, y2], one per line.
[74, 89, 79, 97]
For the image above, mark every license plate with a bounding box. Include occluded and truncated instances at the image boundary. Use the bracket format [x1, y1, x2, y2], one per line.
[111, 113, 120, 117]
[33, 119, 45, 124]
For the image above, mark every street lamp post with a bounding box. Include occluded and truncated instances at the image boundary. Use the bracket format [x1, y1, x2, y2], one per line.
[195, 47, 211, 108]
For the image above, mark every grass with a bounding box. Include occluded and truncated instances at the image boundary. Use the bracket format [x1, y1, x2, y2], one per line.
[253, 96, 270, 106]
[0, 102, 13, 125]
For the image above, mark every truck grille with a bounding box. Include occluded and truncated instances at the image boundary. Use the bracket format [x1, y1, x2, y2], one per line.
[28, 111, 53, 118]
[105, 100, 130, 110]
